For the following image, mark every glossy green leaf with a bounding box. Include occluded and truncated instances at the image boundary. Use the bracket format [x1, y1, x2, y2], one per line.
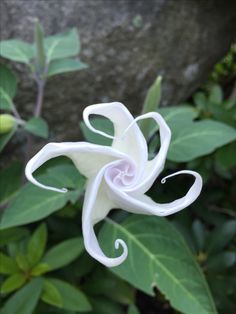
[27, 223, 47, 267]
[206, 220, 236, 255]
[168, 120, 236, 162]
[0, 87, 14, 111]
[80, 117, 113, 146]
[41, 279, 63, 308]
[0, 227, 28, 247]
[31, 263, 50, 276]
[44, 28, 80, 62]
[99, 216, 217, 314]
[47, 58, 88, 77]
[15, 254, 30, 272]
[43, 237, 84, 270]
[140, 76, 162, 137]
[0, 252, 19, 274]
[0, 64, 17, 98]
[0, 161, 23, 205]
[1, 278, 43, 314]
[48, 278, 92, 312]
[209, 85, 223, 105]
[0, 126, 17, 152]
[158, 105, 198, 128]
[24, 117, 49, 138]
[0, 174, 77, 229]
[1, 273, 26, 294]
[0, 40, 33, 64]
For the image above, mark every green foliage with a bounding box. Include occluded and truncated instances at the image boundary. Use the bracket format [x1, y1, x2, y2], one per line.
[24, 117, 49, 138]
[0, 40, 34, 64]
[27, 223, 47, 266]
[140, 75, 162, 138]
[47, 58, 88, 76]
[1, 278, 43, 314]
[99, 216, 217, 314]
[43, 237, 84, 270]
[167, 119, 236, 162]
[46, 278, 92, 312]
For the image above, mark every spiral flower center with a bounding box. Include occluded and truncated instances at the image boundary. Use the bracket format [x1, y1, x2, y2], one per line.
[106, 160, 136, 188]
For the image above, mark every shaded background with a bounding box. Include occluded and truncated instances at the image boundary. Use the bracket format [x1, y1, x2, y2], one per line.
[1, 0, 236, 142]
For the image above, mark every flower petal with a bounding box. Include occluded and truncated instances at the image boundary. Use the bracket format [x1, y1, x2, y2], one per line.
[106, 170, 202, 216]
[123, 112, 171, 194]
[25, 142, 128, 193]
[82, 166, 128, 267]
[83, 102, 148, 175]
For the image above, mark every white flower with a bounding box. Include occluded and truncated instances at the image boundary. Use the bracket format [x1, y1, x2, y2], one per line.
[25, 102, 202, 267]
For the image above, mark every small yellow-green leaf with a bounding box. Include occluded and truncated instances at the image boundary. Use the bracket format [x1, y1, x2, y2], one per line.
[27, 223, 47, 267]
[16, 254, 30, 272]
[31, 263, 50, 276]
[1, 273, 26, 294]
[0, 39, 34, 64]
[0, 252, 19, 274]
[24, 117, 49, 138]
[41, 279, 63, 308]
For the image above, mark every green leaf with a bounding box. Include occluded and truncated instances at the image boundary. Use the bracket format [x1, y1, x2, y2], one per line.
[80, 117, 113, 146]
[140, 76, 162, 138]
[1, 277, 43, 314]
[193, 92, 207, 111]
[0, 64, 17, 98]
[34, 20, 46, 72]
[0, 126, 17, 152]
[99, 216, 217, 314]
[41, 279, 63, 308]
[0, 252, 19, 274]
[168, 120, 236, 162]
[84, 268, 134, 305]
[43, 237, 84, 270]
[89, 297, 123, 314]
[0, 161, 24, 205]
[209, 85, 223, 105]
[206, 252, 236, 272]
[128, 305, 140, 314]
[27, 223, 47, 267]
[31, 263, 50, 276]
[206, 220, 236, 255]
[47, 278, 92, 312]
[1, 273, 26, 294]
[0, 87, 14, 111]
[24, 117, 49, 138]
[0, 227, 28, 247]
[0, 40, 34, 64]
[158, 106, 198, 128]
[15, 254, 30, 272]
[44, 28, 80, 62]
[47, 58, 88, 77]
[0, 174, 77, 229]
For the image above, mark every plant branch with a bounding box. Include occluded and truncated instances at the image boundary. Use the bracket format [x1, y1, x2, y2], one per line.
[34, 79, 45, 117]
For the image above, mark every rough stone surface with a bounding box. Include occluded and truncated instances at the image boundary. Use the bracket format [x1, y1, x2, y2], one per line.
[1, 0, 236, 143]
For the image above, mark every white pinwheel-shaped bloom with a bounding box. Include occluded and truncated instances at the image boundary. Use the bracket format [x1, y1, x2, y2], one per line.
[25, 102, 202, 267]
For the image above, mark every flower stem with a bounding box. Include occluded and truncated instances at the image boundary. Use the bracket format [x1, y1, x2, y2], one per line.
[34, 79, 45, 117]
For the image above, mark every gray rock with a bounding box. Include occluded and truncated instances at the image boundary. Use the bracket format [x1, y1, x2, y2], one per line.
[1, 0, 236, 143]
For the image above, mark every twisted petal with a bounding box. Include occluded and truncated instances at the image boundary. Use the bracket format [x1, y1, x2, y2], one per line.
[106, 170, 202, 216]
[25, 142, 128, 193]
[83, 165, 128, 267]
[120, 112, 171, 194]
[83, 102, 148, 179]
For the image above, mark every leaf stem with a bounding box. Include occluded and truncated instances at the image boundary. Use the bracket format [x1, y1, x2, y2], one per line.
[34, 79, 45, 118]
